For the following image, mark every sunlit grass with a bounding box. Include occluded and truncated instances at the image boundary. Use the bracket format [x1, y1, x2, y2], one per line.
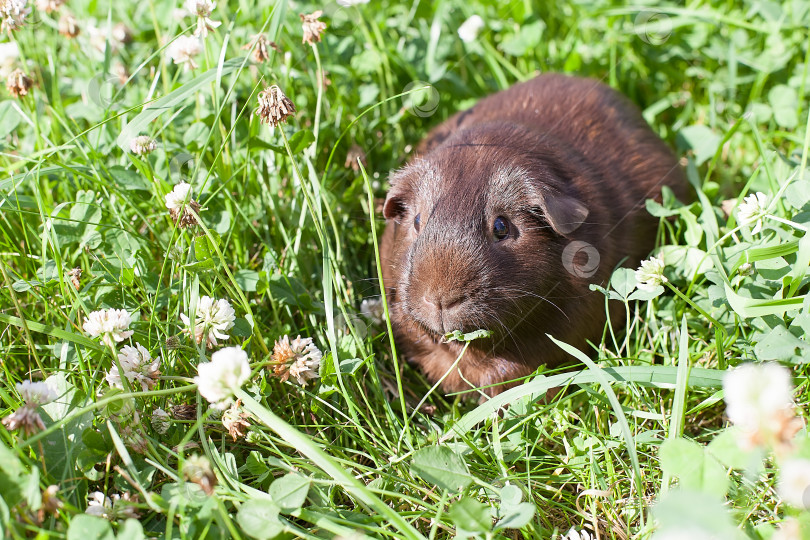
[1, 0, 809, 538]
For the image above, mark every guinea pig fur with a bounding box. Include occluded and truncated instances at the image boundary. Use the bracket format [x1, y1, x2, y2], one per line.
[379, 74, 688, 398]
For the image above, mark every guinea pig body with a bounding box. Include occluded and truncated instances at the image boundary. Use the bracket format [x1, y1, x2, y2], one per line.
[380, 74, 687, 397]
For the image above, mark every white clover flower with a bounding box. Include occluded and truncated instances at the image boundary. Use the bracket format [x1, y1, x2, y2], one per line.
[0, 0, 31, 32]
[86, 23, 107, 52]
[563, 529, 593, 540]
[58, 13, 80, 38]
[336, 0, 369, 5]
[723, 362, 800, 449]
[165, 182, 192, 210]
[738, 262, 754, 277]
[635, 256, 667, 291]
[737, 191, 769, 234]
[164, 181, 201, 228]
[85, 491, 139, 520]
[184, 0, 220, 38]
[458, 15, 485, 43]
[180, 296, 236, 349]
[35, 0, 64, 13]
[85, 492, 113, 519]
[0, 40, 18, 78]
[271, 335, 322, 387]
[0, 40, 16, 61]
[195, 347, 251, 409]
[111, 23, 132, 44]
[151, 408, 171, 434]
[130, 135, 156, 156]
[167, 35, 202, 70]
[106, 343, 161, 391]
[772, 518, 801, 540]
[83, 308, 134, 347]
[778, 459, 810, 509]
[86, 22, 130, 54]
[17, 380, 56, 406]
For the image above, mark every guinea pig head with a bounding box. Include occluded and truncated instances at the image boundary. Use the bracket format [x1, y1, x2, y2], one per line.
[383, 124, 591, 350]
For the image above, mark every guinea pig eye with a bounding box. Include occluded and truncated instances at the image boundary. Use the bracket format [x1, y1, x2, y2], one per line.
[414, 213, 421, 232]
[493, 216, 510, 241]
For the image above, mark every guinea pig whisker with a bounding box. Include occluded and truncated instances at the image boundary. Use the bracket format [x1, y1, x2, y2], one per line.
[492, 286, 570, 322]
[481, 307, 529, 363]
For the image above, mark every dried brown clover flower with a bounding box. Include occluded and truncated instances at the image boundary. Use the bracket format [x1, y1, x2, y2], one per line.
[344, 144, 367, 172]
[171, 403, 197, 420]
[112, 22, 132, 45]
[58, 13, 80, 38]
[221, 399, 250, 441]
[256, 85, 295, 127]
[6, 68, 32, 97]
[165, 182, 201, 228]
[165, 335, 182, 350]
[67, 267, 81, 290]
[38, 485, 63, 522]
[300, 11, 325, 45]
[2, 406, 45, 435]
[183, 454, 217, 495]
[170, 199, 200, 228]
[243, 33, 273, 63]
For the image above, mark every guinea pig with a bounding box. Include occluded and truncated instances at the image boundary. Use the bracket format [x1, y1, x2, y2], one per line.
[379, 73, 688, 397]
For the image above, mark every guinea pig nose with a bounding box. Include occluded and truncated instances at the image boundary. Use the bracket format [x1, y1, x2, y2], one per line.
[422, 292, 465, 311]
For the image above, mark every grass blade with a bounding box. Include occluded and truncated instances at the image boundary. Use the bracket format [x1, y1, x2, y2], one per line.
[0, 313, 103, 351]
[235, 390, 426, 540]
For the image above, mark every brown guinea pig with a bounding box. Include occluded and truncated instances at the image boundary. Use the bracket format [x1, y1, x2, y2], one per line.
[380, 74, 687, 397]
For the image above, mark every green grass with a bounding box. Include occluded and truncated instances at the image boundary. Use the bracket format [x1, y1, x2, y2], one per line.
[1, 0, 810, 538]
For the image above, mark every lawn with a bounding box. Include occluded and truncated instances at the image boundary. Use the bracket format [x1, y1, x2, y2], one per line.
[1, 0, 809, 539]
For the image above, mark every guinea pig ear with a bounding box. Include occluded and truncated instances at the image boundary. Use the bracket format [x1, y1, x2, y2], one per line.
[538, 191, 590, 236]
[383, 193, 408, 221]
[382, 172, 411, 221]
[383, 163, 422, 221]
